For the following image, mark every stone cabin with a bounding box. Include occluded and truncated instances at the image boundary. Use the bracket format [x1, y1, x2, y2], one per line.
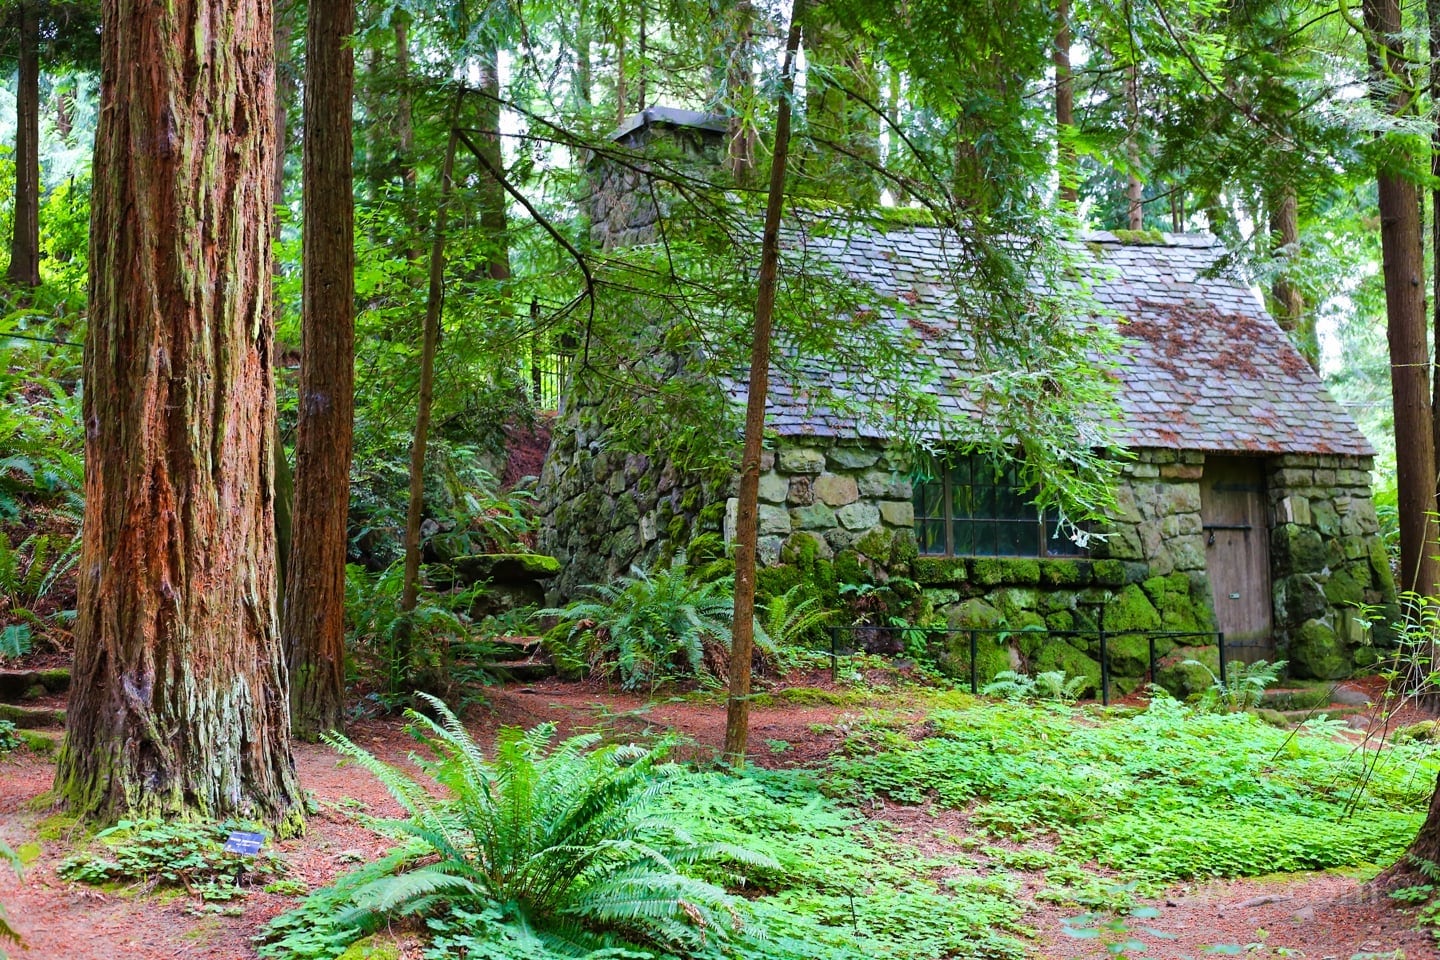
[537, 109, 1396, 695]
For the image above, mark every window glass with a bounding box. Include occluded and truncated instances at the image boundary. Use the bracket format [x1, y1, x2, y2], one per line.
[913, 453, 1087, 559]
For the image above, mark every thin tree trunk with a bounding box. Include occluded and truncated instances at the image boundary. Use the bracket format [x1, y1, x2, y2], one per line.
[7, 0, 40, 287]
[476, 42, 511, 283]
[1125, 62, 1143, 230]
[724, 1, 757, 183]
[284, 0, 356, 741]
[57, 0, 302, 829]
[575, 0, 593, 112]
[615, 13, 628, 126]
[1055, 0, 1077, 209]
[395, 14, 418, 260]
[399, 122, 461, 622]
[1268, 186, 1316, 366]
[724, 0, 804, 766]
[1365, 0, 1439, 605]
[1429, 0, 1440, 483]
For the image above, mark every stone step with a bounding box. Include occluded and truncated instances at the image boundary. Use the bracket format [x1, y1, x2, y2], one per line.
[1259, 685, 1334, 712]
[0, 702, 65, 729]
[482, 658, 555, 683]
[0, 668, 70, 702]
[13, 728, 62, 754]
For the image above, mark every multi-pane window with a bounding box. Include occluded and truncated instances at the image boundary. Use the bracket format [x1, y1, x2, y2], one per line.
[914, 455, 1085, 558]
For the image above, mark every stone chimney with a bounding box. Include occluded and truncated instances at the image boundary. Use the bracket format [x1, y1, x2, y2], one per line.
[586, 107, 728, 250]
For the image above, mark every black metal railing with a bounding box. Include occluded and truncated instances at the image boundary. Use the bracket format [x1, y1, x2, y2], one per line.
[828, 619, 1241, 706]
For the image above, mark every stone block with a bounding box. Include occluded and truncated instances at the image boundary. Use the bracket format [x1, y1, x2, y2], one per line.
[759, 504, 792, 535]
[1168, 536, 1207, 572]
[1278, 574, 1327, 625]
[1278, 495, 1312, 527]
[879, 500, 914, 527]
[758, 472, 789, 504]
[836, 501, 881, 531]
[1160, 513, 1202, 538]
[1103, 583, 1162, 633]
[758, 536, 784, 566]
[778, 446, 826, 473]
[827, 446, 881, 470]
[1159, 463, 1203, 480]
[792, 503, 836, 530]
[640, 512, 658, 543]
[824, 527, 866, 552]
[724, 497, 738, 544]
[782, 530, 833, 562]
[971, 558, 1041, 586]
[858, 470, 912, 499]
[814, 473, 860, 506]
[914, 556, 968, 584]
[1273, 524, 1328, 576]
[1288, 618, 1352, 680]
[1127, 463, 1160, 479]
[788, 475, 815, 506]
[1158, 482, 1202, 515]
[1274, 467, 1316, 488]
[1312, 499, 1340, 537]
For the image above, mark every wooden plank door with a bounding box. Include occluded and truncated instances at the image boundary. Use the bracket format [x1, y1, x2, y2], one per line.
[1199, 456, 1274, 661]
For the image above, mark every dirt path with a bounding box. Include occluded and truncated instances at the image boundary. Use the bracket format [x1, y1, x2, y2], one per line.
[0, 681, 1435, 959]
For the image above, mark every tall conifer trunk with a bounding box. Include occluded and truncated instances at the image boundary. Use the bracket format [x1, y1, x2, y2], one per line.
[1054, 0, 1076, 208]
[284, 0, 356, 740]
[57, 0, 302, 828]
[7, 0, 41, 287]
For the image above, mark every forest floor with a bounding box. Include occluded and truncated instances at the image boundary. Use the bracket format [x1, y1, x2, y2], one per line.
[0, 673, 1436, 960]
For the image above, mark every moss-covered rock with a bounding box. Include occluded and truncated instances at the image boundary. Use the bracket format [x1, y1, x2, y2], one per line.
[1102, 584, 1161, 634]
[1092, 559, 1126, 586]
[1274, 524, 1328, 576]
[336, 936, 401, 960]
[1153, 644, 1219, 699]
[1323, 562, 1371, 607]
[1045, 611, 1075, 633]
[1288, 618, 1352, 680]
[452, 552, 562, 585]
[1103, 631, 1153, 678]
[1039, 559, 1091, 587]
[971, 558, 1041, 587]
[913, 557, 967, 585]
[935, 629, 1013, 686]
[1031, 642, 1101, 697]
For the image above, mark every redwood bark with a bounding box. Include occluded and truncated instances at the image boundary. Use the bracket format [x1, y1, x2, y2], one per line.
[284, 0, 355, 740]
[57, 0, 302, 828]
[7, 0, 40, 287]
[1055, 0, 1076, 208]
[1364, 0, 1439, 604]
[724, 0, 803, 766]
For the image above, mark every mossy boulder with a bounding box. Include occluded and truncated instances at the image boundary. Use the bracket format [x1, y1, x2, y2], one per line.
[454, 553, 562, 585]
[971, 558, 1040, 587]
[1092, 559, 1126, 586]
[913, 557, 967, 585]
[1103, 632, 1153, 679]
[1323, 562, 1371, 607]
[1274, 524, 1327, 576]
[1288, 618, 1352, 680]
[1153, 644, 1219, 699]
[1140, 572, 1212, 635]
[1030, 642, 1101, 698]
[935, 630, 1014, 686]
[337, 937, 401, 960]
[1102, 584, 1161, 634]
[1039, 559, 1091, 587]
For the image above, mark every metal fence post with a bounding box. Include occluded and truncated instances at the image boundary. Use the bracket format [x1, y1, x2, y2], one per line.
[1217, 632, 1226, 688]
[969, 630, 978, 694]
[1148, 636, 1156, 685]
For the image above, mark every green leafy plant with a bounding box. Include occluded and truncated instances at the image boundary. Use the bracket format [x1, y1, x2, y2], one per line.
[541, 554, 738, 690]
[274, 696, 771, 957]
[0, 531, 80, 656]
[0, 720, 18, 753]
[0, 838, 20, 959]
[759, 584, 836, 665]
[58, 819, 286, 901]
[982, 669, 1087, 704]
[1184, 658, 1287, 713]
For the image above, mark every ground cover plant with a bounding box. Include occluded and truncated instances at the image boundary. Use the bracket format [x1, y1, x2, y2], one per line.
[829, 695, 1434, 883]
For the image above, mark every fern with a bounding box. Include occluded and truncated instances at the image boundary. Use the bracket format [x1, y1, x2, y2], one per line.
[280, 695, 775, 956]
[540, 554, 739, 690]
[1184, 658, 1287, 713]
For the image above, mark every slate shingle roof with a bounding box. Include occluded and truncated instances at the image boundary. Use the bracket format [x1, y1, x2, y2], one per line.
[741, 226, 1373, 458]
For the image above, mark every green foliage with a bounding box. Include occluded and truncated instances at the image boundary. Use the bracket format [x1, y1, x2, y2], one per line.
[830, 697, 1431, 882]
[1184, 658, 1286, 713]
[0, 837, 20, 959]
[0, 720, 18, 753]
[981, 669, 1087, 704]
[540, 555, 737, 691]
[758, 584, 836, 667]
[269, 697, 768, 958]
[343, 562, 494, 706]
[0, 531, 78, 656]
[58, 819, 286, 902]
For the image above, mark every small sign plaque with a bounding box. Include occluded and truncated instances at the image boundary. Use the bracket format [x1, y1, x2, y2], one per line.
[223, 831, 265, 856]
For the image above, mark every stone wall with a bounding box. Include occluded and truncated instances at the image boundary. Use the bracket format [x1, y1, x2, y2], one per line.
[1266, 453, 1396, 678]
[536, 391, 724, 602]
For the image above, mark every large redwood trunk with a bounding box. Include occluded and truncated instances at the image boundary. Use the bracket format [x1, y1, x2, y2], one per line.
[56, 0, 302, 829]
[7, 0, 40, 287]
[284, 0, 355, 740]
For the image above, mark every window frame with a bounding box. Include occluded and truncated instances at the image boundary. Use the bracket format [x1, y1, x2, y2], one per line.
[913, 454, 1086, 559]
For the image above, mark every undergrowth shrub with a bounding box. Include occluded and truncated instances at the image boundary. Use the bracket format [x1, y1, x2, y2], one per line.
[982, 669, 1086, 704]
[262, 696, 770, 959]
[58, 819, 286, 902]
[0, 721, 18, 753]
[829, 697, 1432, 883]
[541, 555, 739, 690]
